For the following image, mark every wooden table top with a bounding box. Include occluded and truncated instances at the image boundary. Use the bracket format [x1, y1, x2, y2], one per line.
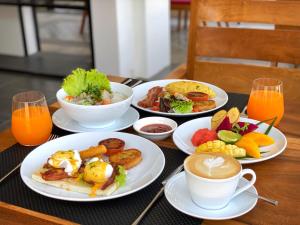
[1, 76, 299, 225]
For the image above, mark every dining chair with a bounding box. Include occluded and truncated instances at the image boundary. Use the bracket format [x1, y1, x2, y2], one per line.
[167, 0, 300, 102]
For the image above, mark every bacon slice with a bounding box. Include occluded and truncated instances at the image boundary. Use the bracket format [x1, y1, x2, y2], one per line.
[138, 86, 163, 108]
[41, 168, 69, 181]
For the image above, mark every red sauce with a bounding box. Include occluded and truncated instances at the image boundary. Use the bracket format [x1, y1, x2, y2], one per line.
[140, 124, 172, 133]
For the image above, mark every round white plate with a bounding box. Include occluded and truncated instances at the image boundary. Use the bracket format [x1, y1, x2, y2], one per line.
[20, 132, 165, 202]
[52, 107, 139, 133]
[132, 79, 228, 117]
[173, 117, 287, 164]
[164, 172, 257, 220]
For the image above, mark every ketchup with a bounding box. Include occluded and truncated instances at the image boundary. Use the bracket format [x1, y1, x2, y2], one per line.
[140, 124, 172, 133]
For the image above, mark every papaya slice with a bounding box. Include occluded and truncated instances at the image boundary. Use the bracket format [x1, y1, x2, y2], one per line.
[243, 132, 274, 147]
[235, 137, 260, 158]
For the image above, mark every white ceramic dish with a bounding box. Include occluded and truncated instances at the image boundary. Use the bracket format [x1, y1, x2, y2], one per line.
[57, 82, 133, 128]
[164, 172, 257, 220]
[52, 107, 139, 133]
[20, 132, 165, 202]
[132, 79, 228, 117]
[133, 117, 177, 141]
[173, 117, 287, 164]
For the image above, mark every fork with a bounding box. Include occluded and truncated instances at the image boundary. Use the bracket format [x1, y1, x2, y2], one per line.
[0, 134, 59, 184]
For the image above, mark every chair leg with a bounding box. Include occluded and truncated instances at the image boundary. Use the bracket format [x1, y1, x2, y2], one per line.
[80, 10, 88, 35]
[184, 10, 188, 29]
[177, 10, 182, 31]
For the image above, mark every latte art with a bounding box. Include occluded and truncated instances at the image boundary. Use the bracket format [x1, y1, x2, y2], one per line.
[185, 152, 240, 179]
[203, 156, 225, 176]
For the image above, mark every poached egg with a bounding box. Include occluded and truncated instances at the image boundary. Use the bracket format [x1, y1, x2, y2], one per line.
[83, 160, 113, 184]
[48, 150, 82, 176]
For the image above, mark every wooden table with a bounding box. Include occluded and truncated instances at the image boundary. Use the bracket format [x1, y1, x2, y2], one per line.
[1, 76, 300, 225]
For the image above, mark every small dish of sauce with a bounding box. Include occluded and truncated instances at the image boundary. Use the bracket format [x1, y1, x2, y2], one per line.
[140, 124, 172, 133]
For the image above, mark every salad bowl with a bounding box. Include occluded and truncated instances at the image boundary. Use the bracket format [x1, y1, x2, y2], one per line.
[57, 82, 133, 128]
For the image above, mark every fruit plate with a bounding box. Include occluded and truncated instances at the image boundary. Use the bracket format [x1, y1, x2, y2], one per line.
[21, 132, 165, 201]
[172, 117, 287, 164]
[132, 79, 228, 117]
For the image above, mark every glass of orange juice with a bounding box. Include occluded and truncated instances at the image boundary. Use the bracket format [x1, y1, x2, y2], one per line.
[247, 78, 284, 126]
[11, 91, 52, 146]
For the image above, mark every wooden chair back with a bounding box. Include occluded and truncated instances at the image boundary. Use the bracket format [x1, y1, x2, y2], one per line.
[187, 0, 300, 101]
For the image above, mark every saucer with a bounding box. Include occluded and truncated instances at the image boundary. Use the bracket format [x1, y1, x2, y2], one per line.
[164, 172, 257, 220]
[52, 107, 140, 133]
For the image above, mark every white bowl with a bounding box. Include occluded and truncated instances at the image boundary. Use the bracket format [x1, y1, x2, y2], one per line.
[56, 82, 133, 128]
[133, 117, 177, 141]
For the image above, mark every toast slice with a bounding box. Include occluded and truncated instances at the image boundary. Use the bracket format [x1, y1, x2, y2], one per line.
[31, 168, 118, 196]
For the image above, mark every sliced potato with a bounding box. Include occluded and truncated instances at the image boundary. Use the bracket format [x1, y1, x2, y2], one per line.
[227, 107, 240, 124]
[211, 110, 227, 130]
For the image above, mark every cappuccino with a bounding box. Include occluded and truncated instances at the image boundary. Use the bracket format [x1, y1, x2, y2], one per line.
[185, 152, 240, 179]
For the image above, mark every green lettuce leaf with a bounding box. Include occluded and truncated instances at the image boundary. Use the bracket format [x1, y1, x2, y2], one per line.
[62, 68, 111, 96]
[170, 100, 193, 113]
[115, 165, 126, 187]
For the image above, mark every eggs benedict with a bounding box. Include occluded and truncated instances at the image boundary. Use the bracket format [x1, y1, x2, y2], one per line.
[31, 147, 127, 197]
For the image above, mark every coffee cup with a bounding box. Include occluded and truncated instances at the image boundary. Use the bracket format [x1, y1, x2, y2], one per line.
[184, 152, 256, 210]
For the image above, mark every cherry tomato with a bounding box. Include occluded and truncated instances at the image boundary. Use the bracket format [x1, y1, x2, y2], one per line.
[187, 92, 209, 102]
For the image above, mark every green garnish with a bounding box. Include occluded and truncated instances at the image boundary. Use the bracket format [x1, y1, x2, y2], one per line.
[170, 100, 193, 113]
[232, 122, 249, 134]
[84, 84, 103, 101]
[264, 117, 277, 135]
[62, 68, 111, 97]
[115, 165, 126, 187]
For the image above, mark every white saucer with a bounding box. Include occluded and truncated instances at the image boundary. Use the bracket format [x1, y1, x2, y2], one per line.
[52, 107, 140, 133]
[164, 172, 257, 220]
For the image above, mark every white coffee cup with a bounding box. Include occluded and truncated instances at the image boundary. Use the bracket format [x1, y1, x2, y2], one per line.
[184, 153, 256, 210]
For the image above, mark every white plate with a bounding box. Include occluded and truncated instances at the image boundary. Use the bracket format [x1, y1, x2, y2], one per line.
[164, 172, 257, 220]
[52, 107, 139, 133]
[173, 117, 287, 164]
[20, 132, 165, 202]
[132, 79, 228, 117]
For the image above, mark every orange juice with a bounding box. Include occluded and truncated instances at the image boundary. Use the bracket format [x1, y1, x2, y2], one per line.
[247, 90, 284, 126]
[11, 106, 52, 146]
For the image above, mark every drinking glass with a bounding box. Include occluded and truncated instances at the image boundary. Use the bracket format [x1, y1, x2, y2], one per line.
[11, 91, 52, 146]
[247, 78, 284, 126]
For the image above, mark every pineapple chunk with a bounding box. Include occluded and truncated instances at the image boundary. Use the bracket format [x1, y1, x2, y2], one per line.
[195, 140, 246, 158]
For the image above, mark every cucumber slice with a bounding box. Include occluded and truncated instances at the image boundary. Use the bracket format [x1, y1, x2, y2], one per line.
[217, 130, 241, 144]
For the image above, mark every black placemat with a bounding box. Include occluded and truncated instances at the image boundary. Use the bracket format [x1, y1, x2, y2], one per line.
[1, 147, 199, 225]
[0, 91, 249, 225]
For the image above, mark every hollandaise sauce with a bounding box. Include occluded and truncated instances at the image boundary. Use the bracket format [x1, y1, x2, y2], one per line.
[48, 150, 82, 175]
